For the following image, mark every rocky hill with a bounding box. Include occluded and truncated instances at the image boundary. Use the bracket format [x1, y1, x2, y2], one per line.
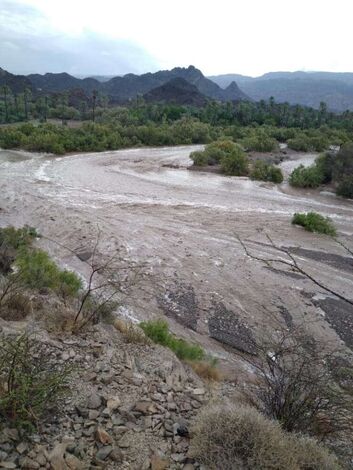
[209, 71, 353, 111]
[0, 67, 33, 93]
[23, 65, 249, 103]
[143, 78, 208, 107]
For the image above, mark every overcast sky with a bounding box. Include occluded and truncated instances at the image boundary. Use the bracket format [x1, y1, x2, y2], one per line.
[1, 0, 352, 77]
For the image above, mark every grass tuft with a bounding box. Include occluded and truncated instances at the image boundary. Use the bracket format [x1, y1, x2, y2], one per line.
[292, 211, 336, 236]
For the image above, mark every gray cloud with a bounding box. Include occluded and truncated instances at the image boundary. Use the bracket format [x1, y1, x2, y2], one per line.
[0, 0, 158, 75]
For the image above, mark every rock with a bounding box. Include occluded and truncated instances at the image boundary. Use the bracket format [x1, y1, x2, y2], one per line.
[110, 448, 123, 463]
[88, 410, 100, 420]
[0, 463, 17, 469]
[150, 451, 169, 470]
[76, 250, 92, 262]
[16, 442, 28, 454]
[95, 445, 113, 461]
[192, 388, 205, 396]
[48, 442, 68, 470]
[106, 396, 121, 412]
[183, 465, 195, 470]
[208, 302, 257, 354]
[95, 427, 113, 445]
[134, 401, 157, 414]
[64, 453, 85, 470]
[19, 457, 40, 468]
[87, 393, 102, 410]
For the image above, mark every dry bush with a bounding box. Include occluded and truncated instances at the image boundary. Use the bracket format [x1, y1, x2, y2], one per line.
[190, 404, 341, 470]
[113, 318, 149, 344]
[188, 360, 221, 382]
[0, 292, 32, 321]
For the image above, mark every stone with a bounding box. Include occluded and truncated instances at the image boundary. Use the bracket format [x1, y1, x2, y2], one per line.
[134, 401, 157, 414]
[48, 442, 68, 470]
[76, 250, 92, 262]
[183, 465, 195, 470]
[95, 445, 113, 461]
[19, 457, 40, 468]
[150, 451, 169, 470]
[95, 427, 112, 445]
[87, 393, 102, 410]
[16, 442, 28, 454]
[64, 453, 85, 470]
[0, 463, 17, 469]
[192, 388, 205, 395]
[88, 410, 99, 420]
[106, 396, 121, 412]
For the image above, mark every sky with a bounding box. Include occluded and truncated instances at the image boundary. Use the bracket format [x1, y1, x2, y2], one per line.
[0, 0, 353, 77]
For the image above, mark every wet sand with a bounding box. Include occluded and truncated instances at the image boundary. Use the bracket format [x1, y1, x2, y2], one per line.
[1, 145, 353, 360]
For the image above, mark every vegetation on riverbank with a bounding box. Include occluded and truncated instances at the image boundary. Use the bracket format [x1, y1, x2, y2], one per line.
[292, 212, 337, 236]
[289, 143, 353, 197]
[190, 139, 284, 181]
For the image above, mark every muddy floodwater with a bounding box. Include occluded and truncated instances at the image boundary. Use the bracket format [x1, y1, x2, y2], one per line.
[1, 146, 353, 362]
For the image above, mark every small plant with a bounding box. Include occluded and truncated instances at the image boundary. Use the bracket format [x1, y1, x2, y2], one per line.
[190, 404, 341, 470]
[188, 359, 221, 382]
[292, 211, 336, 236]
[140, 319, 205, 361]
[114, 318, 149, 344]
[0, 334, 71, 429]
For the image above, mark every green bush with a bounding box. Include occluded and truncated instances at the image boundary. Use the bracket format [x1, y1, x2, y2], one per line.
[220, 145, 249, 176]
[190, 150, 209, 166]
[287, 136, 311, 152]
[250, 160, 284, 183]
[289, 164, 325, 188]
[0, 334, 71, 429]
[15, 248, 82, 295]
[241, 134, 278, 152]
[292, 212, 336, 236]
[0, 226, 38, 250]
[336, 176, 353, 199]
[190, 404, 341, 470]
[140, 319, 205, 361]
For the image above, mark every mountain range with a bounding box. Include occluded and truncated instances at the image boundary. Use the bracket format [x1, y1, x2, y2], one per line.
[209, 71, 353, 111]
[2, 65, 353, 111]
[25, 65, 248, 103]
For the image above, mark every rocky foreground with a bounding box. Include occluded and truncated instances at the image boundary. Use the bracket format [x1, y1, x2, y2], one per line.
[0, 319, 226, 470]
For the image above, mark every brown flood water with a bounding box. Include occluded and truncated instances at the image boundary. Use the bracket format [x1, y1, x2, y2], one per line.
[1, 146, 353, 363]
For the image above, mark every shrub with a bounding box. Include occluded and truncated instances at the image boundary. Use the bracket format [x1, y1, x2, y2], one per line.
[190, 404, 340, 470]
[15, 248, 82, 296]
[287, 136, 311, 152]
[140, 319, 205, 361]
[241, 134, 278, 152]
[0, 226, 38, 251]
[0, 334, 71, 429]
[292, 212, 336, 236]
[114, 318, 149, 344]
[336, 176, 353, 199]
[0, 292, 32, 321]
[220, 145, 249, 176]
[289, 164, 325, 188]
[188, 359, 221, 381]
[315, 152, 334, 183]
[190, 150, 209, 166]
[250, 160, 284, 183]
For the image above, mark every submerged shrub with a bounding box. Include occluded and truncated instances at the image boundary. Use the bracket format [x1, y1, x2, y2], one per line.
[190, 150, 209, 166]
[220, 145, 249, 176]
[289, 164, 325, 188]
[190, 404, 340, 470]
[250, 160, 284, 183]
[292, 211, 336, 236]
[336, 176, 353, 199]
